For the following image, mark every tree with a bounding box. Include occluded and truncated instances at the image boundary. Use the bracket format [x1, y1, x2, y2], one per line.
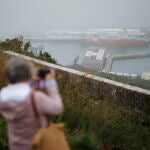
[38, 51, 57, 64]
[0, 38, 23, 51]
[24, 41, 31, 51]
[0, 38, 57, 64]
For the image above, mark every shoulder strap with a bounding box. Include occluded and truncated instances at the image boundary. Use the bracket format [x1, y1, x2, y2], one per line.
[30, 91, 40, 122]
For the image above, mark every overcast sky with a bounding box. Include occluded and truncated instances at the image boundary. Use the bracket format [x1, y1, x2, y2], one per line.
[0, 0, 150, 35]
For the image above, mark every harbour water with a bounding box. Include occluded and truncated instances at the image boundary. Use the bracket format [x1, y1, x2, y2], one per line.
[44, 41, 89, 65]
[112, 57, 150, 75]
[32, 40, 150, 75]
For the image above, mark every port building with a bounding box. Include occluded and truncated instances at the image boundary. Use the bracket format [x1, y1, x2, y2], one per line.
[142, 72, 150, 80]
[82, 48, 106, 71]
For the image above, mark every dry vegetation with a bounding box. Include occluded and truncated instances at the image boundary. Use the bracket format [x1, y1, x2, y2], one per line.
[0, 52, 11, 87]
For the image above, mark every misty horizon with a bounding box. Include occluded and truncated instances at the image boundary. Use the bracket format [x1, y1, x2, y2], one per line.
[0, 0, 150, 36]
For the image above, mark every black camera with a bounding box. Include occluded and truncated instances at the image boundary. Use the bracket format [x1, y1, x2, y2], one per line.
[37, 68, 50, 79]
[31, 68, 50, 89]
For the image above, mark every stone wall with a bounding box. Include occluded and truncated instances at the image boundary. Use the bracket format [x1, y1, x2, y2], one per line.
[3, 51, 150, 114]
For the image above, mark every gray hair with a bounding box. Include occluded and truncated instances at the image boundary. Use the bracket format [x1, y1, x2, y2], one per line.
[5, 58, 32, 83]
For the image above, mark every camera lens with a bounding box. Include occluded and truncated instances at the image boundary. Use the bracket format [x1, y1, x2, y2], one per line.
[37, 69, 50, 79]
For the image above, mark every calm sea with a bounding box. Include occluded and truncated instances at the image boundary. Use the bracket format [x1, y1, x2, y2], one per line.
[32, 41, 150, 75]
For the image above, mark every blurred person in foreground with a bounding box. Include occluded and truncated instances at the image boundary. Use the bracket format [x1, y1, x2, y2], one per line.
[0, 58, 64, 150]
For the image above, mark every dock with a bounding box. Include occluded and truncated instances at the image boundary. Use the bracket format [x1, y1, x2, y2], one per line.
[104, 52, 150, 73]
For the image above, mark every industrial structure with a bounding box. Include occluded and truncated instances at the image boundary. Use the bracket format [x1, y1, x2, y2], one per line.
[23, 28, 150, 47]
[82, 48, 106, 71]
[142, 72, 150, 80]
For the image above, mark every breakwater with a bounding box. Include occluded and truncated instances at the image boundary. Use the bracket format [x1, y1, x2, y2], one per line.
[104, 52, 150, 73]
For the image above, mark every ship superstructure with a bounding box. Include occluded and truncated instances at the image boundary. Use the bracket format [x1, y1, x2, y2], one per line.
[82, 48, 106, 71]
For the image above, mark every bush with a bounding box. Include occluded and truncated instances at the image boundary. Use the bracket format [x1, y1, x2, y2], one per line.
[62, 100, 150, 150]
[0, 38, 57, 64]
[0, 117, 8, 150]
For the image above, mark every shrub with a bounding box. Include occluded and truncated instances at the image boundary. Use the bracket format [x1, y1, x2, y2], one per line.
[0, 38, 57, 64]
[0, 117, 8, 150]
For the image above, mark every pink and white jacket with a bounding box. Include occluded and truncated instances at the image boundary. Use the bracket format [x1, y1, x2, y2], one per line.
[0, 79, 64, 150]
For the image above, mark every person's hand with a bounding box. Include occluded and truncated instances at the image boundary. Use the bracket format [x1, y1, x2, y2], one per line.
[32, 76, 40, 81]
[45, 69, 55, 79]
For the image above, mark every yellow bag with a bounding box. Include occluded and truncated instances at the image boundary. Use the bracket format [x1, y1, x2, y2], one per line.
[31, 92, 70, 150]
[32, 123, 70, 150]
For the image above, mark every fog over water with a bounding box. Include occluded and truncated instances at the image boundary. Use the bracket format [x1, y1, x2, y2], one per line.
[0, 0, 150, 35]
[44, 41, 150, 76]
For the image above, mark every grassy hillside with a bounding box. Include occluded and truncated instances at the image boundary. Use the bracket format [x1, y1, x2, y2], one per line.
[0, 51, 150, 150]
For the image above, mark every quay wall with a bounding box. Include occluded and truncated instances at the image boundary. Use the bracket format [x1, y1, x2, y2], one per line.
[113, 52, 150, 60]
[3, 51, 150, 115]
[23, 37, 83, 43]
[104, 52, 150, 73]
